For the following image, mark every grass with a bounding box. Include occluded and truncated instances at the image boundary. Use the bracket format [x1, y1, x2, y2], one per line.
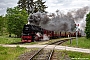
[0, 46, 26, 60]
[56, 50, 90, 60]
[62, 37, 90, 49]
[0, 36, 37, 44]
[0, 46, 40, 60]
[0, 36, 21, 44]
[67, 51, 90, 60]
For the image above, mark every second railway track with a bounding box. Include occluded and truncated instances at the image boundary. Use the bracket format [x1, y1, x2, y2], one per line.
[49, 38, 72, 45]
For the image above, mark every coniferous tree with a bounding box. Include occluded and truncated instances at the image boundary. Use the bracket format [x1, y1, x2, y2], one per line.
[17, 0, 26, 9]
[34, 0, 47, 13]
[85, 12, 90, 39]
[18, 0, 34, 14]
[17, 0, 47, 14]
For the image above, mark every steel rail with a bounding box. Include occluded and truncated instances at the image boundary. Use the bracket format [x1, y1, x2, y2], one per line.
[48, 45, 56, 60]
[29, 45, 48, 60]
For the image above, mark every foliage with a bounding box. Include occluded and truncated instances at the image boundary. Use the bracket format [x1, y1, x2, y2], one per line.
[34, 0, 47, 13]
[0, 16, 3, 35]
[85, 12, 90, 39]
[0, 16, 5, 35]
[6, 7, 28, 37]
[17, 0, 47, 14]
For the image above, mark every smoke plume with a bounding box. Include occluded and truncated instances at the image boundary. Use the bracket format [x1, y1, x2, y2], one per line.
[40, 12, 75, 32]
[28, 12, 50, 25]
[28, 6, 89, 31]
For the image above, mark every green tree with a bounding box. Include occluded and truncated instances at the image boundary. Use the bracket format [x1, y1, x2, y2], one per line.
[85, 12, 90, 39]
[34, 0, 47, 13]
[0, 16, 4, 35]
[17, 0, 47, 14]
[18, 0, 34, 14]
[6, 7, 28, 37]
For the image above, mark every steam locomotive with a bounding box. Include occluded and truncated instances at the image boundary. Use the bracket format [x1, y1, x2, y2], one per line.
[21, 24, 81, 43]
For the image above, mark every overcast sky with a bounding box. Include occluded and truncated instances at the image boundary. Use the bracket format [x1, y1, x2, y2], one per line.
[0, 0, 90, 15]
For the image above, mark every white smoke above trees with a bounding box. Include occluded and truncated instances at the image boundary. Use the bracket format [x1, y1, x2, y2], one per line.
[28, 6, 89, 31]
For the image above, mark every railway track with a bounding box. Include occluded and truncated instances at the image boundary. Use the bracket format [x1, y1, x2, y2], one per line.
[29, 38, 71, 60]
[18, 38, 75, 60]
[29, 45, 55, 60]
[51, 40, 66, 45]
